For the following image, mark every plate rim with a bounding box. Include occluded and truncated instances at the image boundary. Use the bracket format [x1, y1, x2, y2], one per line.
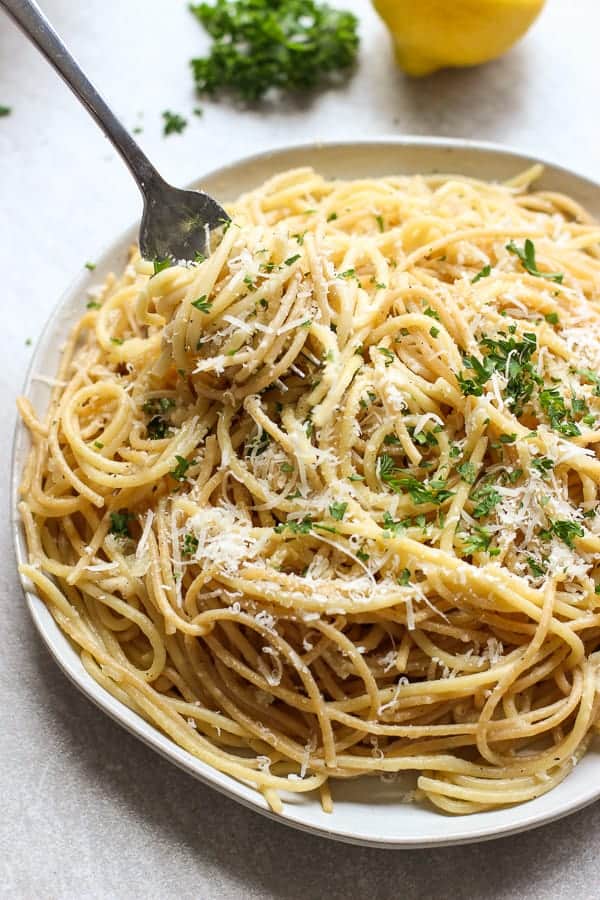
[12, 134, 600, 849]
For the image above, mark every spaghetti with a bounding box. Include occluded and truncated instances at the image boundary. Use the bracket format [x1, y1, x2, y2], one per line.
[18, 167, 600, 815]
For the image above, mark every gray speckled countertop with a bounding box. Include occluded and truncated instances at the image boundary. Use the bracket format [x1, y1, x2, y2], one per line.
[2, 1, 600, 897]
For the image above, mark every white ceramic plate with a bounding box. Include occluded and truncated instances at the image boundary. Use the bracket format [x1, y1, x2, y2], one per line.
[12, 137, 600, 849]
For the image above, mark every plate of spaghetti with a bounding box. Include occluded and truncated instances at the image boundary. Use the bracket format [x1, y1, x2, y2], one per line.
[13, 138, 600, 847]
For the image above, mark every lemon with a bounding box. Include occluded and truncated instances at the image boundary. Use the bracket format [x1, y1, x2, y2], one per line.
[372, 0, 546, 77]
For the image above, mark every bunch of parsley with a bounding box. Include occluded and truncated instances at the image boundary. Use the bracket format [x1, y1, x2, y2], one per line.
[189, 0, 359, 102]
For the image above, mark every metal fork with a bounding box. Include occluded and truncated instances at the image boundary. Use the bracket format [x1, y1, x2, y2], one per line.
[1, 0, 230, 261]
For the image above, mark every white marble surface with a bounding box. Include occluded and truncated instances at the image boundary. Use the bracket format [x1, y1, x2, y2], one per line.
[2, 1, 600, 897]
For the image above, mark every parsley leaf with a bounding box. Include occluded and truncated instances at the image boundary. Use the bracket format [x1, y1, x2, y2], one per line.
[162, 110, 188, 136]
[539, 519, 584, 548]
[378, 347, 395, 367]
[539, 388, 581, 436]
[506, 239, 563, 283]
[462, 526, 498, 556]
[471, 264, 491, 284]
[182, 533, 199, 557]
[192, 295, 212, 313]
[109, 510, 132, 538]
[457, 462, 476, 484]
[170, 455, 192, 481]
[153, 258, 172, 276]
[329, 502, 348, 521]
[470, 483, 501, 519]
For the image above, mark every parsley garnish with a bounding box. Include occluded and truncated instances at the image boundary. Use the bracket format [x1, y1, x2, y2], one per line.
[189, 0, 359, 102]
[539, 519, 584, 548]
[378, 347, 395, 367]
[506, 239, 563, 283]
[162, 110, 188, 136]
[457, 331, 540, 415]
[246, 429, 271, 457]
[423, 306, 440, 320]
[457, 462, 476, 484]
[470, 483, 501, 519]
[429, 326, 440, 338]
[170, 455, 192, 481]
[578, 369, 600, 397]
[86, 301, 101, 310]
[329, 502, 347, 521]
[153, 258, 172, 276]
[274, 517, 314, 535]
[532, 456, 554, 475]
[109, 510, 132, 538]
[84, 261, 96, 271]
[182, 533, 199, 557]
[0, 106, 11, 117]
[462, 526, 498, 556]
[471, 264, 491, 284]
[527, 557, 546, 578]
[397, 568, 410, 585]
[192, 295, 212, 313]
[539, 388, 581, 436]
[338, 268, 357, 280]
[382, 512, 407, 535]
[284, 254, 301, 266]
[375, 215, 384, 232]
[378, 459, 454, 505]
[147, 416, 171, 440]
[544, 312, 560, 325]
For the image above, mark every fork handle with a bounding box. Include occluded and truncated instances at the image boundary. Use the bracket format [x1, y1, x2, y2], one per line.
[1, 0, 164, 195]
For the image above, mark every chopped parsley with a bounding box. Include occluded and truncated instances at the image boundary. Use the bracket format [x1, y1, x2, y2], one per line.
[539, 388, 581, 436]
[192, 295, 212, 313]
[109, 510, 133, 538]
[162, 110, 188, 136]
[471, 264, 491, 284]
[170, 455, 193, 481]
[284, 254, 301, 266]
[329, 501, 347, 521]
[397, 568, 411, 585]
[457, 462, 476, 484]
[506, 239, 563, 283]
[527, 557, 546, 578]
[153, 257, 172, 276]
[532, 456, 554, 475]
[375, 214, 384, 233]
[429, 326, 440, 338]
[378, 457, 454, 505]
[423, 306, 440, 320]
[470, 483, 501, 519]
[189, 0, 359, 102]
[378, 347, 395, 367]
[382, 512, 407, 535]
[0, 106, 11, 117]
[539, 519, 584, 548]
[182, 533, 199, 557]
[544, 312, 560, 325]
[457, 331, 540, 415]
[246, 429, 271, 456]
[86, 300, 101, 310]
[147, 416, 171, 440]
[462, 526, 498, 556]
[84, 261, 96, 271]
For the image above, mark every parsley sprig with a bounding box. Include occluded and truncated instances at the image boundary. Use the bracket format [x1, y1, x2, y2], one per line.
[506, 239, 563, 283]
